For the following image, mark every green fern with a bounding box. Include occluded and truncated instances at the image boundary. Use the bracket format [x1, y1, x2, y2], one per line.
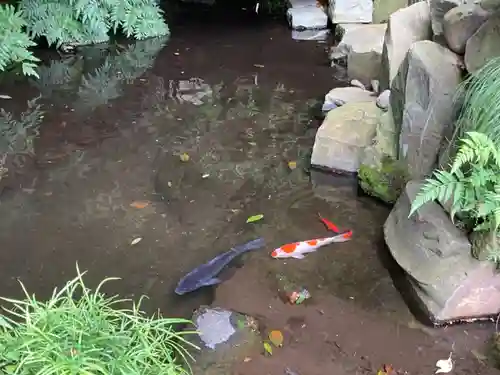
[409, 131, 500, 235]
[19, 0, 169, 47]
[0, 4, 40, 77]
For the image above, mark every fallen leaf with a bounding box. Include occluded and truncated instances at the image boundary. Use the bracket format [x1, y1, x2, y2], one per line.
[130, 200, 150, 209]
[288, 161, 297, 170]
[131, 237, 142, 246]
[268, 330, 284, 347]
[436, 353, 453, 374]
[243, 357, 252, 362]
[263, 341, 273, 356]
[246, 214, 264, 223]
[179, 153, 190, 162]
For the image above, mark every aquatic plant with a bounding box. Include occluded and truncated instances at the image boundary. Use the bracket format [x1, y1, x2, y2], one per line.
[0, 264, 197, 375]
[409, 132, 500, 259]
[0, 4, 39, 77]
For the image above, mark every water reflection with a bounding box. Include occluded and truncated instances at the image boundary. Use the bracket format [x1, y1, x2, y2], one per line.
[0, 30, 398, 324]
[29, 36, 169, 112]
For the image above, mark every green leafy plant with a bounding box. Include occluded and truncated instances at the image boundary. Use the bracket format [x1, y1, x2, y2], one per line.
[0, 264, 198, 375]
[453, 56, 500, 145]
[409, 131, 500, 236]
[19, 0, 170, 48]
[0, 4, 40, 77]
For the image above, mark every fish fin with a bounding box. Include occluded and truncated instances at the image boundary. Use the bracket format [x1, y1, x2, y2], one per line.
[291, 253, 305, 259]
[204, 277, 222, 286]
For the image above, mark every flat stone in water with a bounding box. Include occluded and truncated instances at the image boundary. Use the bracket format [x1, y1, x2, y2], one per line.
[195, 307, 235, 349]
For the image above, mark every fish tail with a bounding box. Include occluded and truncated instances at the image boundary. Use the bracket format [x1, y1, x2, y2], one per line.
[231, 237, 265, 254]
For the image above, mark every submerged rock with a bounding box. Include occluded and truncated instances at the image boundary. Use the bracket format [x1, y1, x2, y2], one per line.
[464, 13, 500, 73]
[287, 0, 328, 30]
[311, 101, 382, 173]
[380, 2, 432, 90]
[189, 306, 262, 375]
[384, 181, 500, 323]
[358, 108, 407, 203]
[390, 40, 462, 180]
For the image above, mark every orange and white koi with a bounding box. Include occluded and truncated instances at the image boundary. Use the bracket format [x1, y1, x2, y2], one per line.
[271, 230, 353, 259]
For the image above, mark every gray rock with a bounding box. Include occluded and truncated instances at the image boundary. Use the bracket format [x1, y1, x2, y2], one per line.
[189, 306, 262, 375]
[390, 40, 462, 180]
[380, 2, 432, 91]
[322, 86, 375, 112]
[330, 24, 387, 85]
[429, 0, 465, 40]
[328, 0, 373, 23]
[443, 3, 492, 54]
[311, 101, 383, 172]
[373, 0, 409, 23]
[384, 181, 500, 323]
[287, 1, 328, 30]
[480, 0, 500, 11]
[464, 13, 500, 73]
[376, 89, 391, 111]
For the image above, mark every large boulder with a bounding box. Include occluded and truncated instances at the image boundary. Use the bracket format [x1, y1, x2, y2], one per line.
[334, 24, 387, 85]
[379, 2, 432, 91]
[464, 13, 500, 73]
[328, 0, 373, 23]
[188, 306, 263, 375]
[390, 40, 463, 180]
[358, 105, 408, 203]
[428, 0, 465, 42]
[373, 0, 409, 23]
[384, 181, 500, 324]
[443, 3, 493, 54]
[311, 101, 383, 173]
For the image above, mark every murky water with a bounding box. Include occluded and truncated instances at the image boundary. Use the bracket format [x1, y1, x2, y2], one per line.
[0, 7, 406, 322]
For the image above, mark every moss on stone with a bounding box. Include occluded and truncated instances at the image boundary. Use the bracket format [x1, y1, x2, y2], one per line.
[358, 156, 408, 204]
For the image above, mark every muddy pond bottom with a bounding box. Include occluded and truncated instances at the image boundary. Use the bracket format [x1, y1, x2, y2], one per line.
[0, 8, 481, 332]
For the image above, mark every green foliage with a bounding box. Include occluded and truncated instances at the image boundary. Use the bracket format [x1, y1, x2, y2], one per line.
[0, 264, 197, 375]
[409, 131, 500, 235]
[19, 0, 170, 47]
[0, 4, 40, 77]
[454, 56, 500, 145]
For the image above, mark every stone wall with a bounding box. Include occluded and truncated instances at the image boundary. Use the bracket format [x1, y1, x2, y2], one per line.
[311, 0, 500, 323]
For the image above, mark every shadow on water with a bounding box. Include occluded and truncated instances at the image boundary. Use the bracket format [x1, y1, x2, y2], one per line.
[0, 7, 429, 327]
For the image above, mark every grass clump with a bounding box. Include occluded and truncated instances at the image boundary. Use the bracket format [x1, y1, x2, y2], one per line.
[454, 56, 500, 145]
[0, 264, 198, 375]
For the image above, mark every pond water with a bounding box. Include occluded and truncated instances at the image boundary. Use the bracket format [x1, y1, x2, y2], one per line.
[0, 5, 401, 319]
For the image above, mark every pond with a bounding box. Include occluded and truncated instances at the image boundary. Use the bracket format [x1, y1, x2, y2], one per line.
[0, 5, 496, 375]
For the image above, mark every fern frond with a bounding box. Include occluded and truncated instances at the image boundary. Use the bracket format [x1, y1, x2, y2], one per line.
[0, 4, 39, 76]
[409, 170, 460, 217]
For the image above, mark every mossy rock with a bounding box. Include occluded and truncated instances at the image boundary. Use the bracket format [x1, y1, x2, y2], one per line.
[358, 156, 408, 204]
[470, 230, 500, 263]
